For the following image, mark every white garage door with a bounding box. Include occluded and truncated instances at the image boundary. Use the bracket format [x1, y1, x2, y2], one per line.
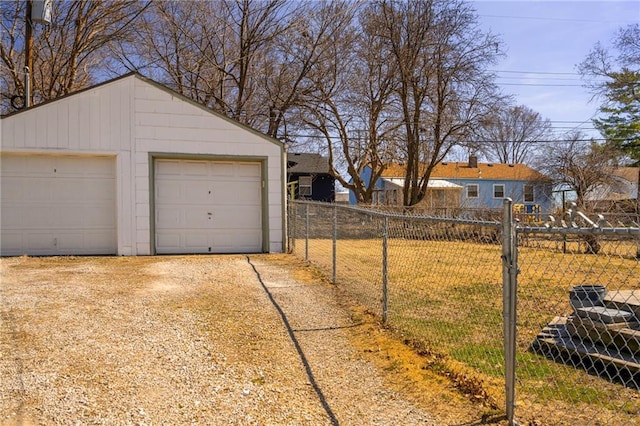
[0, 154, 117, 256]
[154, 159, 263, 254]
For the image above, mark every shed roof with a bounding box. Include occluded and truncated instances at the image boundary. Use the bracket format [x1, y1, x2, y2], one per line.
[382, 162, 549, 181]
[287, 152, 331, 174]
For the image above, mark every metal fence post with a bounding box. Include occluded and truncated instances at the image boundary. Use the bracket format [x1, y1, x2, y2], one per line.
[332, 204, 337, 284]
[287, 200, 291, 252]
[291, 202, 296, 252]
[382, 215, 389, 324]
[305, 203, 309, 261]
[502, 198, 518, 426]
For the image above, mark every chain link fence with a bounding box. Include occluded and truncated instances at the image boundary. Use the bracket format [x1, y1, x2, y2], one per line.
[516, 208, 640, 426]
[288, 200, 640, 425]
[289, 201, 506, 412]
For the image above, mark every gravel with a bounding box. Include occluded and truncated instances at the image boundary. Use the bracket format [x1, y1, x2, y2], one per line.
[0, 254, 439, 425]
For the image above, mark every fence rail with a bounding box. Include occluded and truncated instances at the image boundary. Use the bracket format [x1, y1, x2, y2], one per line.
[289, 199, 640, 426]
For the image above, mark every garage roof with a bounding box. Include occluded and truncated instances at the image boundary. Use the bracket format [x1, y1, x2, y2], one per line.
[1, 73, 283, 149]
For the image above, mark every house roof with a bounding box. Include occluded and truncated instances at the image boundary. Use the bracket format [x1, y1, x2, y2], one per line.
[381, 162, 549, 181]
[287, 152, 332, 175]
[383, 178, 462, 190]
[610, 167, 640, 185]
[586, 167, 639, 201]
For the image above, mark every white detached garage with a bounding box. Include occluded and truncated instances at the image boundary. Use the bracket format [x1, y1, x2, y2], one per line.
[0, 74, 285, 256]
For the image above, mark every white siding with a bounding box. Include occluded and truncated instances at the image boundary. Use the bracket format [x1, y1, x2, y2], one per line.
[0, 75, 284, 255]
[2, 80, 133, 153]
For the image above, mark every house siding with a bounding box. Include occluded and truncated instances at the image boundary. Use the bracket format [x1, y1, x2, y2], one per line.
[449, 178, 553, 211]
[348, 166, 385, 204]
[289, 172, 335, 202]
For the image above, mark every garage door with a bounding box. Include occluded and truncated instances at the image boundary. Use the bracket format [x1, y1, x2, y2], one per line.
[0, 154, 117, 256]
[154, 159, 263, 254]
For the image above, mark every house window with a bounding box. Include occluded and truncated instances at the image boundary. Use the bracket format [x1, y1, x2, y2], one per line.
[466, 184, 479, 198]
[299, 176, 312, 197]
[524, 184, 535, 203]
[493, 184, 505, 199]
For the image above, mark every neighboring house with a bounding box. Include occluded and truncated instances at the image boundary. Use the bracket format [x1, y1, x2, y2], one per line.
[350, 156, 553, 217]
[349, 165, 462, 212]
[287, 152, 335, 202]
[585, 167, 639, 212]
[0, 73, 285, 256]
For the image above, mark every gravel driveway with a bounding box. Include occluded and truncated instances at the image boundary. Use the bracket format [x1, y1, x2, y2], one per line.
[0, 254, 439, 425]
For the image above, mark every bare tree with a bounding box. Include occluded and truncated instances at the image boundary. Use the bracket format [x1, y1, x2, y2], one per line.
[540, 133, 624, 254]
[579, 24, 640, 99]
[297, 0, 502, 204]
[1, 0, 148, 113]
[261, 1, 352, 139]
[297, 2, 398, 203]
[115, 0, 316, 139]
[114, 1, 234, 113]
[616, 24, 640, 67]
[472, 104, 551, 164]
[371, 0, 502, 206]
[539, 133, 620, 208]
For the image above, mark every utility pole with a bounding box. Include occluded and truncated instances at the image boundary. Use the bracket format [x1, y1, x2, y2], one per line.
[25, 0, 34, 107]
[24, 0, 53, 108]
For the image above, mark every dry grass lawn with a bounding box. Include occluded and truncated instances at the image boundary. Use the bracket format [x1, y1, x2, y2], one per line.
[294, 236, 640, 426]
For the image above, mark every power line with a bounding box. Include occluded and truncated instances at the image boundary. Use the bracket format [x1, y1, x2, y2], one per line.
[566, 111, 600, 135]
[551, 127, 599, 131]
[548, 120, 599, 124]
[498, 82, 585, 87]
[284, 133, 630, 144]
[496, 76, 585, 82]
[478, 14, 634, 25]
[491, 70, 580, 76]
[496, 77, 609, 85]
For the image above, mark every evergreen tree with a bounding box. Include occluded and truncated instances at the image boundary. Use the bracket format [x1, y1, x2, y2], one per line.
[580, 24, 640, 165]
[592, 69, 640, 164]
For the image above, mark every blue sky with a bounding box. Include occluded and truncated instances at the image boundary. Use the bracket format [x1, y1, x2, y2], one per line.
[472, 0, 640, 140]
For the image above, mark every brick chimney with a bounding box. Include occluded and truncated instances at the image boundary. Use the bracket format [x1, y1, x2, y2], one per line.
[469, 155, 478, 168]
